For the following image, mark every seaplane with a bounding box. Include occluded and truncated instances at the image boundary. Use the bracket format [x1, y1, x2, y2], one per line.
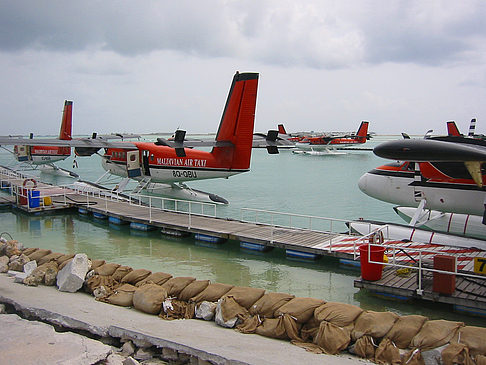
[0, 100, 77, 177]
[0, 100, 141, 178]
[292, 121, 370, 155]
[0, 71, 267, 204]
[356, 121, 486, 245]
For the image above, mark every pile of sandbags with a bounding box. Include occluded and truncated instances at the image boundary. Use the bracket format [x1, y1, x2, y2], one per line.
[4, 244, 486, 365]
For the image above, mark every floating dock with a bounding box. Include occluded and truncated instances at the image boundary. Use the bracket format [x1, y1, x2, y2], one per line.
[1, 165, 486, 315]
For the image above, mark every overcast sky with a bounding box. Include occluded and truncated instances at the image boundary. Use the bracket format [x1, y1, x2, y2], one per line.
[0, 1, 485, 136]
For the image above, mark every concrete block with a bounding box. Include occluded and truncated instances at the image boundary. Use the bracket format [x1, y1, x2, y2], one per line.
[13, 272, 28, 283]
[57, 253, 89, 292]
[23, 260, 37, 276]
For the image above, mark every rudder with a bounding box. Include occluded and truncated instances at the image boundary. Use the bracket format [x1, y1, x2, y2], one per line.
[59, 100, 73, 140]
[447, 121, 461, 136]
[356, 121, 369, 139]
[212, 72, 259, 170]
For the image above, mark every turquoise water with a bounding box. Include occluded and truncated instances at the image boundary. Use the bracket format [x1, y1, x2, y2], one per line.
[1, 135, 485, 326]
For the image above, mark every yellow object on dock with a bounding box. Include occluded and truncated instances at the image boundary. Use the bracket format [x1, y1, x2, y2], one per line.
[43, 196, 52, 206]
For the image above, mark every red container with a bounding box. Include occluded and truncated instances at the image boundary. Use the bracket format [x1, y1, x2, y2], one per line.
[433, 255, 456, 295]
[359, 244, 385, 281]
[18, 188, 27, 205]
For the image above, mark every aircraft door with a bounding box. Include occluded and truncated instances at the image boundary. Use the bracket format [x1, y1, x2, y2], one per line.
[142, 150, 151, 176]
[15, 145, 30, 162]
[126, 150, 141, 178]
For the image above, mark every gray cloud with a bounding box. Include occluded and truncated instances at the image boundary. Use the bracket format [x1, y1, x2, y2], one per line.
[1, 1, 484, 68]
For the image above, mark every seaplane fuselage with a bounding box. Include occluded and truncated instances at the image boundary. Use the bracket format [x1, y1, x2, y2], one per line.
[101, 142, 247, 184]
[358, 161, 486, 216]
[14, 145, 71, 165]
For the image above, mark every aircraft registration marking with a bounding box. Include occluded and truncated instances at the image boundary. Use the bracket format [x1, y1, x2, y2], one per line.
[157, 158, 207, 167]
[474, 257, 486, 275]
[172, 170, 198, 178]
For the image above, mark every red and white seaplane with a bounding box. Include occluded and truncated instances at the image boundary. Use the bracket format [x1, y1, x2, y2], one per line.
[0, 71, 264, 204]
[357, 122, 486, 243]
[293, 121, 370, 155]
[6, 100, 74, 175]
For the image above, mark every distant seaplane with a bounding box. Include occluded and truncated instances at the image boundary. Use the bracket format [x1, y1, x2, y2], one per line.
[357, 120, 486, 242]
[0, 71, 267, 204]
[293, 121, 370, 154]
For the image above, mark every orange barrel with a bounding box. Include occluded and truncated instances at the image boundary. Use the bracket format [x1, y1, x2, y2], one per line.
[359, 244, 385, 281]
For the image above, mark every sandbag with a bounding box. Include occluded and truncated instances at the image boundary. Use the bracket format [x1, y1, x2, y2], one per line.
[476, 355, 486, 365]
[219, 296, 249, 323]
[411, 319, 464, 350]
[135, 272, 172, 287]
[161, 277, 196, 297]
[112, 266, 133, 282]
[255, 317, 289, 340]
[177, 280, 210, 301]
[161, 299, 195, 320]
[236, 315, 262, 334]
[133, 283, 168, 314]
[89, 259, 105, 270]
[215, 297, 241, 328]
[314, 301, 363, 327]
[374, 338, 401, 365]
[103, 283, 137, 307]
[275, 297, 326, 324]
[95, 263, 121, 276]
[352, 311, 399, 341]
[85, 274, 118, 294]
[314, 321, 351, 355]
[249, 292, 294, 318]
[59, 258, 73, 270]
[385, 314, 428, 349]
[441, 343, 474, 365]
[56, 254, 75, 266]
[402, 349, 424, 365]
[22, 247, 38, 256]
[300, 316, 321, 343]
[453, 326, 486, 357]
[28, 248, 52, 263]
[222, 286, 265, 309]
[37, 252, 64, 266]
[352, 335, 377, 359]
[190, 282, 233, 303]
[121, 269, 151, 285]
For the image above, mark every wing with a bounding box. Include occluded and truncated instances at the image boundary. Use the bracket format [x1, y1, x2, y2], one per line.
[373, 137, 486, 187]
[0, 136, 137, 149]
[373, 138, 486, 162]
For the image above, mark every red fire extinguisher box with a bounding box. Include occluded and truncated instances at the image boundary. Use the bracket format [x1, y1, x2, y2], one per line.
[433, 255, 456, 295]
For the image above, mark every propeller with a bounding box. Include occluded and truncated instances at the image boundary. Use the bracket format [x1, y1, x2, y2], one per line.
[173, 130, 187, 157]
[265, 130, 279, 154]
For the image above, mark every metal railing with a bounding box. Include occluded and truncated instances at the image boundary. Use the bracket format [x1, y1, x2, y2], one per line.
[353, 226, 486, 296]
[239, 207, 378, 250]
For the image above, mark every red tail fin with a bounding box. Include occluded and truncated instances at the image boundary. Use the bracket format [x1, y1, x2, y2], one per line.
[59, 100, 73, 140]
[447, 121, 461, 136]
[356, 121, 369, 139]
[278, 124, 287, 134]
[212, 72, 259, 170]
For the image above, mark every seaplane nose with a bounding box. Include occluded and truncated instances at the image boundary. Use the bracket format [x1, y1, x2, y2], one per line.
[357, 172, 369, 193]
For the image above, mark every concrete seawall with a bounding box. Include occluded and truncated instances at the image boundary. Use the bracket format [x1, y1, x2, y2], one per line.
[0, 274, 369, 365]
